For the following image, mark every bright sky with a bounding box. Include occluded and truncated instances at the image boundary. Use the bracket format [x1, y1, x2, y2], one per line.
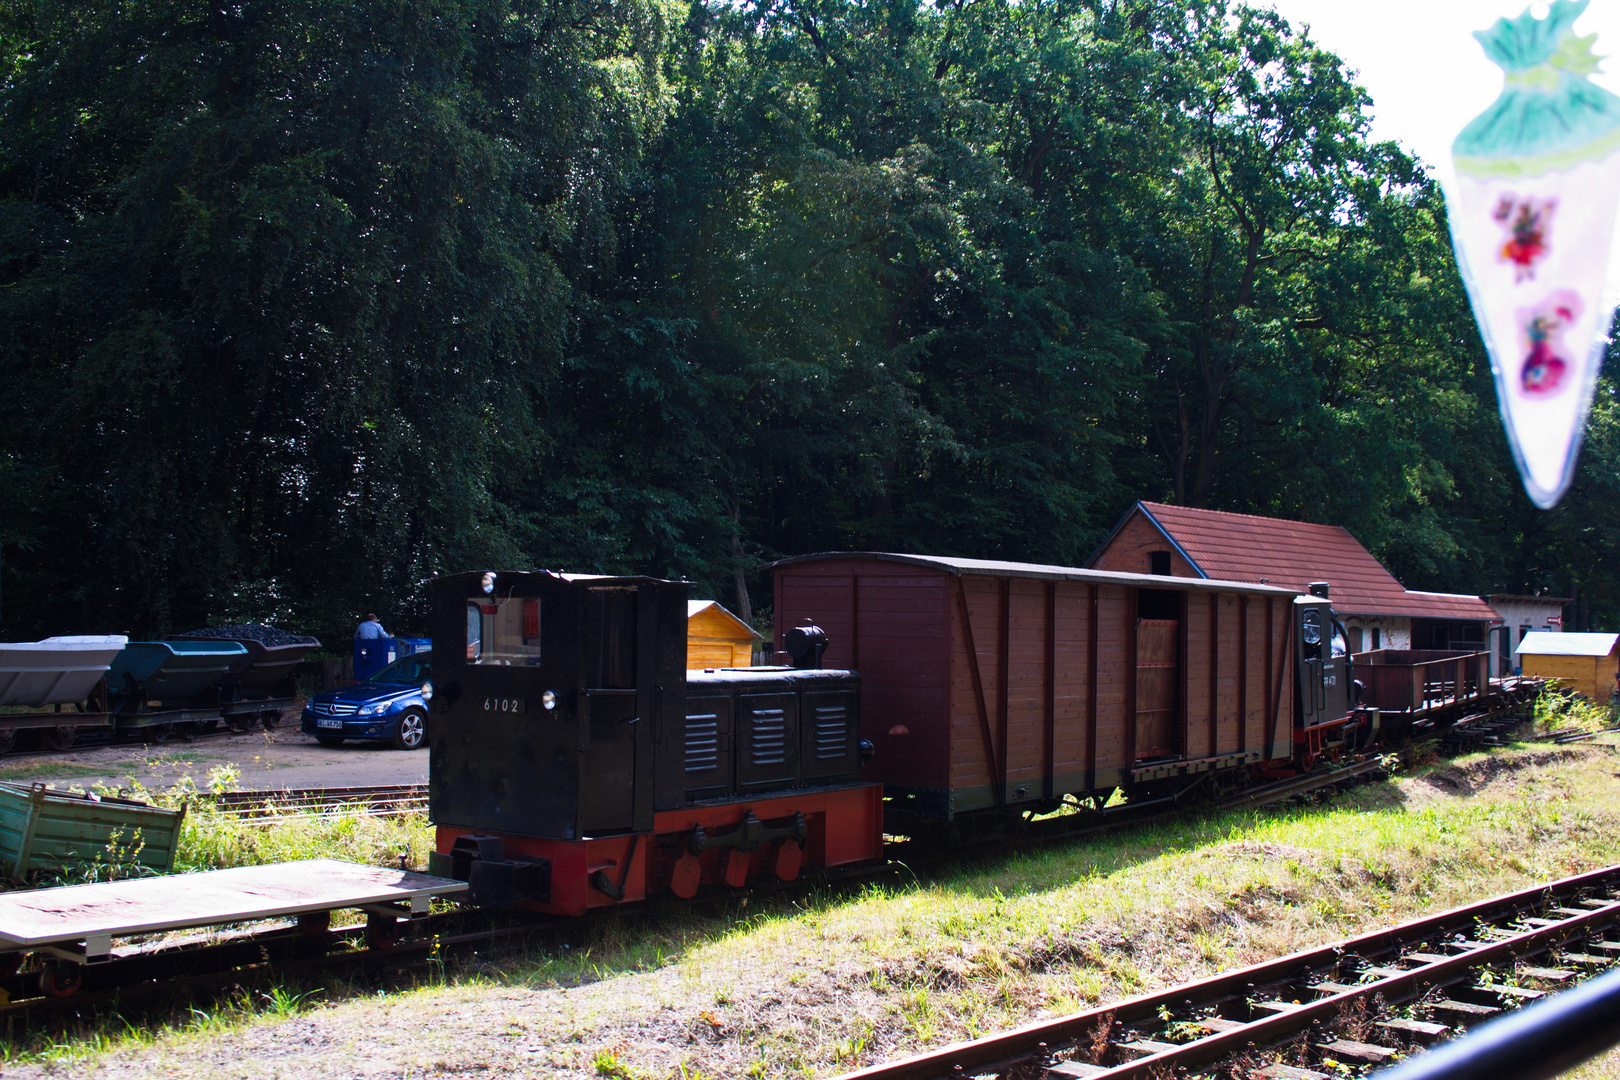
[1261, 0, 1620, 188]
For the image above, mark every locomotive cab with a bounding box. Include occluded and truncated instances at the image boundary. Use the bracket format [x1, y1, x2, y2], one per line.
[1295, 592, 1350, 729]
[1293, 583, 1368, 764]
[427, 569, 687, 843]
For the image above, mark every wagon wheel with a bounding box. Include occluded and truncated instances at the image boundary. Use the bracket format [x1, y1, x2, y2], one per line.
[199, 719, 219, 733]
[41, 726, 76, 753]
[146, 723, 175, 744]
[38, 959, 83, 999]
[176, 721, 200, 742]
[364, 913, 403, 950]
[228, 714, 255, 733]
[1209, 768, 1248, 798]
[0, 728, 16, 755]
[297, 911, 332, 938]
[260, 711, 281, 730]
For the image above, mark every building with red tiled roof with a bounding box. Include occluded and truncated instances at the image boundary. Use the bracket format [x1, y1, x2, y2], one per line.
[1089, 501, 1503, 662]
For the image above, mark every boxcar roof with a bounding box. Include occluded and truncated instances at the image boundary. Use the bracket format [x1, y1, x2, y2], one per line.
[764, 551, 1300, 597]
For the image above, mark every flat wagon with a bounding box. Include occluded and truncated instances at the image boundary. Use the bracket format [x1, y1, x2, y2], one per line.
[767, 553, 1355, 840]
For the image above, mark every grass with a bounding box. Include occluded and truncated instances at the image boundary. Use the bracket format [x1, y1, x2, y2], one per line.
[1532, 687, 1618, 734]
[4, 713, 1620, 1077]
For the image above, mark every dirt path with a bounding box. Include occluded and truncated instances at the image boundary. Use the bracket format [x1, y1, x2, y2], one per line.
[0, 725, 428, 794]
[5, 741, 1619, 1080]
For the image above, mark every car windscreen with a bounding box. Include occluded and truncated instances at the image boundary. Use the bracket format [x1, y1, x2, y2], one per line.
[369, 653, 431, 685]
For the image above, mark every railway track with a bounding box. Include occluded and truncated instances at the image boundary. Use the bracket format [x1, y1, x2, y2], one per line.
[835, 862, 1620, 1080]
[212, 784, 428, 818]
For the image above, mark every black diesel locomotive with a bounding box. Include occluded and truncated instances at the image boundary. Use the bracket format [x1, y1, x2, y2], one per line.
[425, 570, 881, 916]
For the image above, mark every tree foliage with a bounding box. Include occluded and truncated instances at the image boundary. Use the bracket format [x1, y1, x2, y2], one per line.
[0, 0, 1612, 640]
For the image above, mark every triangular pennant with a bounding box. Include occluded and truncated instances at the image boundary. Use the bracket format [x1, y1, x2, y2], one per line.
[1448, 0, 1620, 508]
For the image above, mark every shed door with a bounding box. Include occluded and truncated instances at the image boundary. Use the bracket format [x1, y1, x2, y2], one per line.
[1135, 619, 1179, 760]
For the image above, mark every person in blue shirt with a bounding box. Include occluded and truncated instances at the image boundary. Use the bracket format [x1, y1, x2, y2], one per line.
[355, 613, 388, 640]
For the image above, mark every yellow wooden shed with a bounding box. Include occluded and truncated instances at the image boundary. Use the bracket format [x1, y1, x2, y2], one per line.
[686, 600, 761, 670]
[1516, 631, 1620, 705]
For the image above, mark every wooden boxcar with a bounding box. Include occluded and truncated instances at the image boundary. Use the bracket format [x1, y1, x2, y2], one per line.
[768, 553, 1323, 834]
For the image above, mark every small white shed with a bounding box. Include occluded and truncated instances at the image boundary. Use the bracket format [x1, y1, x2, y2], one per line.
[1516, 631, 1620, 705]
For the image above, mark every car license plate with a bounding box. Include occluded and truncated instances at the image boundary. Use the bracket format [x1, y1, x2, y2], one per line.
[317, 718, 344, 730]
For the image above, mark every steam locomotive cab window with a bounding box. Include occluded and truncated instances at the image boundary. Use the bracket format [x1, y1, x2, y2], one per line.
[1300, 609, 1322, 660]
[467, 597, 541, 666]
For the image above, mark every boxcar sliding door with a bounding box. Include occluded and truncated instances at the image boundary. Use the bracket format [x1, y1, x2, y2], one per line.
[1135, 618, 1179, 760]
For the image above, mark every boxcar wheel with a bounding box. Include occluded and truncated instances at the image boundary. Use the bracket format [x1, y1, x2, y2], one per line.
[260, 711, 281, 730]
[0, 728, 18, 755]
[38, 959, 83, 999]
[392, 708, 427, 751]
[315, 735, 345, 747]
[42, 726, 76, 752]
[147, 723, 175, 744]
[365, 913, 403, 950]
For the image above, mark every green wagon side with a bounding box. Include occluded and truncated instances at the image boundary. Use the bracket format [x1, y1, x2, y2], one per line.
[0, 783, 185, 882]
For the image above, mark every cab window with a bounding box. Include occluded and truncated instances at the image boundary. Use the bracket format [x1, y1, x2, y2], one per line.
[1300, 609, 1322, 660]
[469, 596, 541, 666]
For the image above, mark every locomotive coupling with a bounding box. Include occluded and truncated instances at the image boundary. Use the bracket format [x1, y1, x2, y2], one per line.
[688, 810, 808, 857]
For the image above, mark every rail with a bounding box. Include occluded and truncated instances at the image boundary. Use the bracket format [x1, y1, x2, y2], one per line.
[1374, 965, 1620, 1080]
[833, 862, 1620, 1080]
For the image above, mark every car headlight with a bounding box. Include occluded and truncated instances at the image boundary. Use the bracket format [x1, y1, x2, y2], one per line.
[421, 681, 433, 702]
[357, 701, 386, 716]
[542, 689, 557, 711]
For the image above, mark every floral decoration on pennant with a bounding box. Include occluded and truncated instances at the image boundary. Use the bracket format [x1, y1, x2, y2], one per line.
[1448, 0, 1620, 508]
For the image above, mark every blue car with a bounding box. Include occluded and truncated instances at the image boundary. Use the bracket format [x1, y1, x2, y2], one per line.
[301, 650, 432, 750]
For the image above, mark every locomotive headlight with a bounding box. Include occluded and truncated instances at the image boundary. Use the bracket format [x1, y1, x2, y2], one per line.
[542, 689, 557, 711]
[481, 571, 497, 595]
[420, 681, 433, 702]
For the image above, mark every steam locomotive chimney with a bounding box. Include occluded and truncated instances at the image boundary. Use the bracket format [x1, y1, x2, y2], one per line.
[1308, 581, 1330, 599]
